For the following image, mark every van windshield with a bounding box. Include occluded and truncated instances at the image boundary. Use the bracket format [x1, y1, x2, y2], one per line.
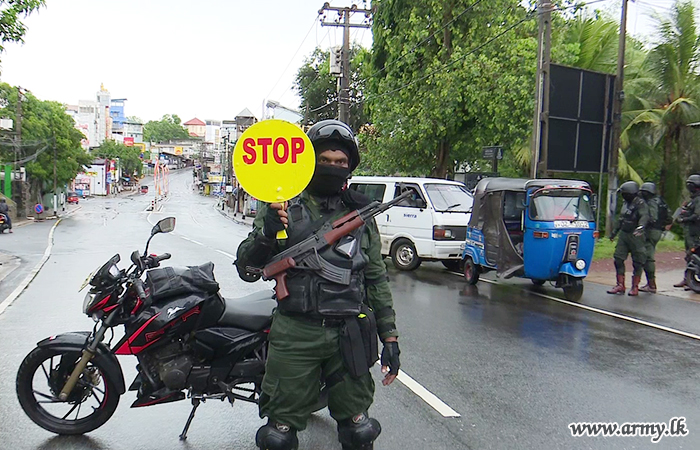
[424, 184, 473, 212]
[530, 189, 595, 222]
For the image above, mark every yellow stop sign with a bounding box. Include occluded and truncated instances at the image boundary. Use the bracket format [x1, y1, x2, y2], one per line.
[233, 120, 316, 203]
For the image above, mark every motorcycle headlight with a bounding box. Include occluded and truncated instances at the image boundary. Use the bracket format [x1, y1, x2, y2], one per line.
[575, 259, 586, 271]
[83, 291, 97, 314]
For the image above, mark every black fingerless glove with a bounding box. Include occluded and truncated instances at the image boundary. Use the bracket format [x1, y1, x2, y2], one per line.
[381, 341, 400, 375]
[263, 206, 285, 238]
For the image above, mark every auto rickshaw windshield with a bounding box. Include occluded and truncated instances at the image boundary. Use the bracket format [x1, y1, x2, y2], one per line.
[529, 188, 595, 222]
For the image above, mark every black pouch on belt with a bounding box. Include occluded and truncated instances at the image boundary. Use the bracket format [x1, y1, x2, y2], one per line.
[340, 305, 379, 378]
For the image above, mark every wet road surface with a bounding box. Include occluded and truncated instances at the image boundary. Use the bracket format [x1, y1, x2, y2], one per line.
[1, 170, 699, 449]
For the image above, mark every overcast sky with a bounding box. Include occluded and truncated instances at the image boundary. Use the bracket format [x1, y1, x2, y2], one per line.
[0, 0, 686, 124]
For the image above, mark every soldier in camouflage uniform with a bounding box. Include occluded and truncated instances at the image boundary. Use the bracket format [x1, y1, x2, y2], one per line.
[235, 120, 399, 450]
[639, 182, 670, 293]
[607, 181, 650, 296]
[674, 174, 700, 288]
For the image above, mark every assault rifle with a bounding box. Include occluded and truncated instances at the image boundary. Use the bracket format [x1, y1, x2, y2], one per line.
[250, 188, 414, 300]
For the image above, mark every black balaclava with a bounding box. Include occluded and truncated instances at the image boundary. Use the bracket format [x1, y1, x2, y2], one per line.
[307, 140, 351, 197]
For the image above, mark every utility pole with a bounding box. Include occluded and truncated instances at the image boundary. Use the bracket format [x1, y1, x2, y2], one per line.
[530, 0, 553, 179]
[319, 2, 372, 125]
[52, 131, 57, 216]
[605, 0, 629, 238]
[15, 87, 24, 169]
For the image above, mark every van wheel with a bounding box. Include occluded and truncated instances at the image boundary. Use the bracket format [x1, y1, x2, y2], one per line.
[391, 239, 421, 271]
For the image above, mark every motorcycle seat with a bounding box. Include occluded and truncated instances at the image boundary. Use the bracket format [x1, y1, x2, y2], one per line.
[218, 289, 276, 331]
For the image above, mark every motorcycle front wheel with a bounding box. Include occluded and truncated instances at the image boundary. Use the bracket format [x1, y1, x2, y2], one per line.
[16, 347, 120, 435]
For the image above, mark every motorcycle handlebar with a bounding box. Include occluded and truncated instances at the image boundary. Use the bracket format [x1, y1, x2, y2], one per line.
[156, 253, 172, 263]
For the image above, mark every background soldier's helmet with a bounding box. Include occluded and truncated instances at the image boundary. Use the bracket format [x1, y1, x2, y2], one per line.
[618, 181, 640, 203]
[640, 182, 657, 196]
[306, 120, 360, 171]
[686, 174, 700, 192]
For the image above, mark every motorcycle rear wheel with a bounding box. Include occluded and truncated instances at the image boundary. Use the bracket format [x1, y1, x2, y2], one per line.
[685, 269, 700, 293]
[16, 347, 120, 435]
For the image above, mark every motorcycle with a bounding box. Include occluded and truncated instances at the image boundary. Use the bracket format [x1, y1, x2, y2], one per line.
[0, 212, 9, 233]
[16, 217, 320, 440]
[685, 246, 700, 293]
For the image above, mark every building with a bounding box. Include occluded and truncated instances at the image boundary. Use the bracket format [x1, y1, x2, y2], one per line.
[184, 118, 206, 138]
[74, 84, 113, 150]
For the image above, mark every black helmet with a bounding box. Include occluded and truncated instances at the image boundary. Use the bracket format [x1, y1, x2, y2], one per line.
[618, 181, 639, 196]
[640, 182, 656, 196]
[306, 120, 360, 171]
[687, 174, 700, 192]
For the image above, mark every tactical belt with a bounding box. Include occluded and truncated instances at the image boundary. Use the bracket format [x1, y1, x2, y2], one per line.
[278, 309, 345, 327]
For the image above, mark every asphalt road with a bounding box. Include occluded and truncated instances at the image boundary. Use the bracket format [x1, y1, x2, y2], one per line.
[1, 170, 699, 449]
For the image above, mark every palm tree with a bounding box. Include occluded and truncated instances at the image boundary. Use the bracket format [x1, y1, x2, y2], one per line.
[622, 1, 700, 208]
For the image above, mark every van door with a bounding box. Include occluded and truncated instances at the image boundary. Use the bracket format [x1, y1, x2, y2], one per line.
[385, 183, 432, 257]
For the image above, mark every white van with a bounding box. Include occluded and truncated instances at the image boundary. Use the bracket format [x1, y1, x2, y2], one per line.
[347, 176, 473, 271]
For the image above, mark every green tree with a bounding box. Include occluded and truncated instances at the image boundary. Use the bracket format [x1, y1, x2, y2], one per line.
[620, 1, 700, 209]
[94, 140, 143, 178]
[365, 0, 538, 178]
[295, 45, 370, 131]
[143, 114, 189, 143]
[0, 0, 45, 54]
[0, 83, 91, 198]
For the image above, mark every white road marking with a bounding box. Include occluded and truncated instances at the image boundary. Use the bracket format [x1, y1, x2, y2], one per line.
[450, 272, 700, 341]
[181, 236, 203, 245]
[376, 362, 461, 417]
[216, 250, 235, 259]
[0, 219, 61, 316]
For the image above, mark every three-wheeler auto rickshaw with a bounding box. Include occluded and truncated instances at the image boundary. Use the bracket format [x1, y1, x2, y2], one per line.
[461, 178, 597, 301]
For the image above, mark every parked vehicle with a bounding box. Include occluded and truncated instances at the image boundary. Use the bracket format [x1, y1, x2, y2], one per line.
[0, 212, 9, 233]
[461, 178, 597, 301]
[67, 192, 80, 204]
[685, 247, 700, 293]
[347, 176, 473, 271]
[140, 185, 149, 194]
[15, 217, 325, 440]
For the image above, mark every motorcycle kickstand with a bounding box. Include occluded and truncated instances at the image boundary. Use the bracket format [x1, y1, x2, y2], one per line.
[179, 398, 201, 441]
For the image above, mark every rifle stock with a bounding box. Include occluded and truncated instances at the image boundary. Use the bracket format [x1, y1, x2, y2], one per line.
[263, 257, 296, 300]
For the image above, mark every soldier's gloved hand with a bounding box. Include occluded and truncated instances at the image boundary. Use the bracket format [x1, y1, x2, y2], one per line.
[263, 203, 287, 238]
[609, 233, 617, 242]
[677, 217, 686, 224]
[633, 226, 645, 237]
[381, 341, 400, 386]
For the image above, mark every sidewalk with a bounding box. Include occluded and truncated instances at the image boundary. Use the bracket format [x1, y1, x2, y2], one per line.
[214, 202, 255, 228]
[587, 251, 698, 301]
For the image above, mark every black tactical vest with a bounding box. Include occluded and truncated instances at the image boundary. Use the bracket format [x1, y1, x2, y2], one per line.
[278, 197, 367, 318]
[620, 198, 642, 232]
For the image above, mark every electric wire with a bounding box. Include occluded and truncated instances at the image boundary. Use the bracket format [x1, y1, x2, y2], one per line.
[264, 16, 319, 101]
[365, 9, 538, 102]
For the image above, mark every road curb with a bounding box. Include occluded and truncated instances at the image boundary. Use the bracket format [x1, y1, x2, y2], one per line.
[214, 204, 253, 227]
[0, 218, 61, 316]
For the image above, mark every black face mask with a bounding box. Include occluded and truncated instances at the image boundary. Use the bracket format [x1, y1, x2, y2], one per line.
[307, 164, 350, 196]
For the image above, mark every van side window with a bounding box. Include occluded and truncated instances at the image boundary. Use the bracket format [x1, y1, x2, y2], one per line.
[349, 183, 386, 203]
[393, 184, 424, 207]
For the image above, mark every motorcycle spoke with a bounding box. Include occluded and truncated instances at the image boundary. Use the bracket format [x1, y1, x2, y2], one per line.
[33, 390, 56, 401]
[61, 403, 79, 420]
[40, 362, 51, 383]
[74, 402, 82, 420]
[91, 390, 104, 406]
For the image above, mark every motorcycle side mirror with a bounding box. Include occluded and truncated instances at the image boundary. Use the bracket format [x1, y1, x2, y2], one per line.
[152, 217, 176, 236]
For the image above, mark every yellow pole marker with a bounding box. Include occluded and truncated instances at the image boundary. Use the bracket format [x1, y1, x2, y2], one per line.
[233, 120, 316, 239]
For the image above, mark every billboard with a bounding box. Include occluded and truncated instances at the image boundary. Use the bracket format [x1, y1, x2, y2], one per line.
[541, 64, 615, 173]
[124, 137, 134, 146]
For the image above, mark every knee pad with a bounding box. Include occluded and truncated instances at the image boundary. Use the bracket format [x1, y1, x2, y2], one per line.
[338, 412, 382, 450]
[613, 258, 625, 272]
[256, 421, 298, 450]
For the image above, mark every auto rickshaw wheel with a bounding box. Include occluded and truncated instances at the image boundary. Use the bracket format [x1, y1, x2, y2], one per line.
[532, 279, 546, 286]
[391, 239, 421, 271]
[463, 256, 479, 285]
[685, 268, 700, 293]
[563, 278, 584, 301]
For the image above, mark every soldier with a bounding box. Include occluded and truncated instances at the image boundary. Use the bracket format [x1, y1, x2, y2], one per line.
[674, 174, 700, 288]
[639, 182, 670, 293]
[607, 181, 650, 296]
[235, 120, 399, 450]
